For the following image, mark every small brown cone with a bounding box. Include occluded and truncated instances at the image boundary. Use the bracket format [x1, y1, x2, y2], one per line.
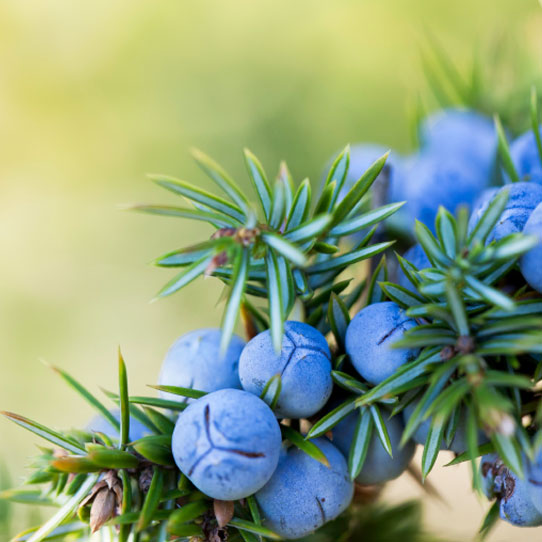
[90, 487, 117, 533]
[213, 499, 234, 528]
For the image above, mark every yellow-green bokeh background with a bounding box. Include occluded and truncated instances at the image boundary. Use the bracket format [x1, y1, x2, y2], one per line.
[1, 1, 541, 540]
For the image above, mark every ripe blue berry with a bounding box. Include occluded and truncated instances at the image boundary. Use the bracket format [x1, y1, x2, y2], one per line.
[158, 328, 244, 403]
[238, 321, 332, 419]
[480, 454, 542, 527]
[345, 302, 420, 385]
[527, 445, 542, 515]
[332, 409, 415, 485]
[86, 410, 150, 442]
[508, 127, 542, 184]
[172, 389, 281, 501]
[520, 201, 542, 293]
[419, 108, 497, 177]
[255, 438, 353, 539]
[398, 243, 430, 292]
[468, 182, 542, 242]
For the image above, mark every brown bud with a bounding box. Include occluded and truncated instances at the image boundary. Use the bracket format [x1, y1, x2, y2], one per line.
[213, 499, 234, 528]
[205, 251, 229, 277]
[90, 487, 116, 533]
[456, 335, 475, 354]
[139, 466, 153, 492]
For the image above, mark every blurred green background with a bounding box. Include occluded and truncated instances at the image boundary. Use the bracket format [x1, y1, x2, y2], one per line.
[0, 0, 541, 539]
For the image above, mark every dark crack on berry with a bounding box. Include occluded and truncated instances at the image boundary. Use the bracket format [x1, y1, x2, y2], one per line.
[188, 404, 265, 476]
[376, 319, 412, 345]
[315, 497, 326, 523]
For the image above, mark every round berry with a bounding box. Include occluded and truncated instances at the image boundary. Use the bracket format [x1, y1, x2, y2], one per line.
[158, 328, 244, 403]
[520, 201, 542, 293]
[86, 410, 150, 442]
[239, 321, 332, 419]
[256, 438, 353, 539]
[508, 127, 542, 184]
[172, 389, 282, 501]
[468, 182, 542, 242]
[419, 108, 497, 178]
[345, 302, 420, 386]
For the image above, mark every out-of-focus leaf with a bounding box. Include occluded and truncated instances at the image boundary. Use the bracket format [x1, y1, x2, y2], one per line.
[191, 148, 250, 214]
[1, 412, 84, 455]
[155, 253, 214, 298]
[150, 175, 244, 223]
[421, 414, 446, 479]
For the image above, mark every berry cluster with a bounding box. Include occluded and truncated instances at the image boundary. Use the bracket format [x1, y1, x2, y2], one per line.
[2, 90, 542, 541]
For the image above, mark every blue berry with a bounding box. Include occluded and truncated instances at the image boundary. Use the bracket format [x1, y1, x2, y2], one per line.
[86, 410, 151, 442]
[419, 108, 497, 177]
[397, 152, 491, 233]
[527, 445, 542, 515]
[345, 302, 420, 385]
[468, 182, 542, 242]
[171, 389, 281, 501]
[508, 127, 542, 184]
[480, 454, 542, 527]
[467, 187, 499, 230]
[332, 409, 415, 485]
[238, 321, 332, 419]
[255, 438, 353, 539]
[520, 202, 542, 293]
[158, 328, 244, 403]
[397, 244, 430, 293]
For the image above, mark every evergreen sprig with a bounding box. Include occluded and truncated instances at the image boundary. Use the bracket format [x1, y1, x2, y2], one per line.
[133, 147, 401, 351]
[308, 195, 541, 488]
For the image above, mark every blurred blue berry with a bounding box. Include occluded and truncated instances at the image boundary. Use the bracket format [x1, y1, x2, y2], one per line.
[158, 328, 244, 403]
[86, 409, 151, 442]
[520, 201, 542, 293]
[508, 127, 542, 184]
[468, 182, 542, 242]
[332, 408, 415, 485]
